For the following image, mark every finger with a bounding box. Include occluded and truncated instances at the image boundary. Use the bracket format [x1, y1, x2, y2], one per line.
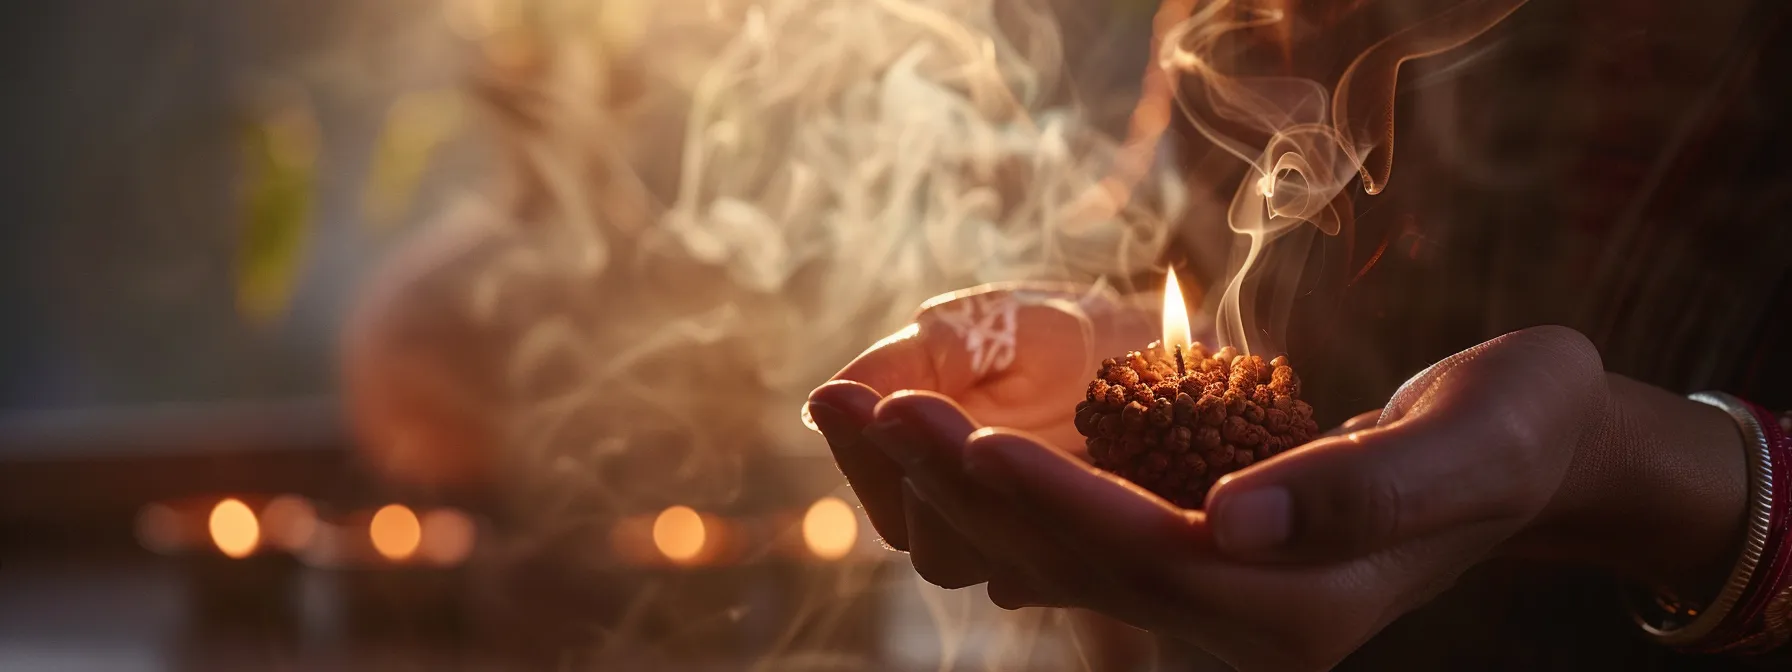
[1205, 410, 1511, 562]
[831, 322, 940, 397]
[864, 390, 980, 478]
[962, 428, 1224, 629]
[1205, 327, 1600, 562]
[1323, 409, 1384, 438]
[962, 428, 1214, 562]
[869, 393, 1092, 593]
[986, 574, 1068, 611]
[807, 381, 911, 550]
[903, 480, 992, 589]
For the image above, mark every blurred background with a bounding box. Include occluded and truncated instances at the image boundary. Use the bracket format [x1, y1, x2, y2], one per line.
[0, 0, 1194, 669]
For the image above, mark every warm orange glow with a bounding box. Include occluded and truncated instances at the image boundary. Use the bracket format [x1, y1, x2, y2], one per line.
[209, 498, 260, 559]
[418, 508, 477, 566]
[652, 506, 706, 563]
[1162, 267, 1192, 353]
[297, 522, 345, 568]
[135, 503, 183, 554]
[802, 497, 858, 560]
[260, 495, 318, 552]
[370, 504, 422, 561]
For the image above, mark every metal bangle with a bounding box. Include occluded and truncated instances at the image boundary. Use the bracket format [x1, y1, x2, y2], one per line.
[1636, 392, 1775, 647]
[1760, 581, 1792, 651]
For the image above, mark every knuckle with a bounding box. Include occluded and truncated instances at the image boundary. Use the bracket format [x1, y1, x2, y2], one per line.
[1336, 471, 1405, 551]
[1483, 414, 1563, 518]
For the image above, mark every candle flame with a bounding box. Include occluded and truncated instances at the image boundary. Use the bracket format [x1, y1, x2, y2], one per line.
[1162, 268, 1192, 353]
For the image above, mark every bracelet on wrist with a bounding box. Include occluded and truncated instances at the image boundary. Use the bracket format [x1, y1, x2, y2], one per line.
[1632, 392, 1792, 655]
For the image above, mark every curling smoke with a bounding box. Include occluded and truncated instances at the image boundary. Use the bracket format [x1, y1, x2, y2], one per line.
[1163, 0, 1527, 354]
[460, 0, 1185, 513]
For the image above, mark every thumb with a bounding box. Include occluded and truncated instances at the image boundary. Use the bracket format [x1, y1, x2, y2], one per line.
[1204, 326, 1602, 562]
[1203, 420, 1503, 562]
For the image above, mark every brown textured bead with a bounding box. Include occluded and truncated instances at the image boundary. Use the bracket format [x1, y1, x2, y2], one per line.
[1149, 398, 1174, 427]
[1122, 401, 1148, 430]
[1251, 385, 1275, 409]
[1075, 403, 1101, 435]
[1194, 394, 1225, 426]
[1114, 366, 1140, 387]
[1173, 392, 1196, 423]
[1098, 414, 1122, 439]
[1241, 400, 1265, 424]
[1270, 365, 1300, 398]
[1195, 425, 1222, 450]
[1265, 408, 1289, 434]
[1077, 346, 1320, 509]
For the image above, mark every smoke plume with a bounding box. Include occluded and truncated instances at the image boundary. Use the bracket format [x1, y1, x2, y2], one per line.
[461, 0, 1184, 515]
[1162, 0, 1527, 354]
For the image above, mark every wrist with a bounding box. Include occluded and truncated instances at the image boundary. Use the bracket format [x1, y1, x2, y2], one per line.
[1503, 374, 1750, 604]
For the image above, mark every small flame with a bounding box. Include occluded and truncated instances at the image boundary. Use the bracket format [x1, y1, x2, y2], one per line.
[1162, 268, 1192, 354]
[209, 498, 260, 559]
[370, 504, 422, 561]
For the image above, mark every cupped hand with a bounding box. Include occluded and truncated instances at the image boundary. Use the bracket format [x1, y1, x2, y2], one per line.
[814, 317, 1613, 671]
[804, 282, 1158, 580]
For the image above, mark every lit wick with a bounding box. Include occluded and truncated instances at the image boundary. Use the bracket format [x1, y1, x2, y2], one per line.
[1162, 267, 1192, 376]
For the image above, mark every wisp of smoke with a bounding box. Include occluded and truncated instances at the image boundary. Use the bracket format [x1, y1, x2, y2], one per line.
[466, 0, 1184, 515]
[1161, 0, 1528, 354]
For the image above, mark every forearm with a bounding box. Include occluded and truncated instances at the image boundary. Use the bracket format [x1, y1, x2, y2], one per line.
[1505, 373, 1749, 604]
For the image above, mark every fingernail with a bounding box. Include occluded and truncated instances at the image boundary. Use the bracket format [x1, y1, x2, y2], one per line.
[1213, 487, 1292, 555]
[864, 419, 927, 465]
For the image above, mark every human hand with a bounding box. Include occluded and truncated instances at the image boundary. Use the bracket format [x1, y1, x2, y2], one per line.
[803, 281, 1159, 584]
[816, 323, 1620, 671]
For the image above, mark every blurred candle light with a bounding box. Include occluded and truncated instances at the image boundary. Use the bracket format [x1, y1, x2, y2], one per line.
[298, 521, 345, 568]
[418, 508, 477, 566]
[802, 497, 858, 560]
[209, 498, 260, 559]
[135, 503, 184, 555]
[652, 506, 706, 564]
[260, 495, 318, 552]
[370, 504, 422, 561]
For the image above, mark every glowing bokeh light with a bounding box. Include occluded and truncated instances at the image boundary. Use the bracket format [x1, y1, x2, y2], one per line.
[209, 498, 260, 559]
[370, 504, 422, 561]
[802, 497, 858, 560]
[135, 503, 183, 554]
[418, 508, 477, 566]
[260, 495, 318, 552]
[652, 506, 706, 564]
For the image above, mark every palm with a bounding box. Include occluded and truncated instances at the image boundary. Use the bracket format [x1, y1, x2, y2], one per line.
[849, 283, 1160, 456]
